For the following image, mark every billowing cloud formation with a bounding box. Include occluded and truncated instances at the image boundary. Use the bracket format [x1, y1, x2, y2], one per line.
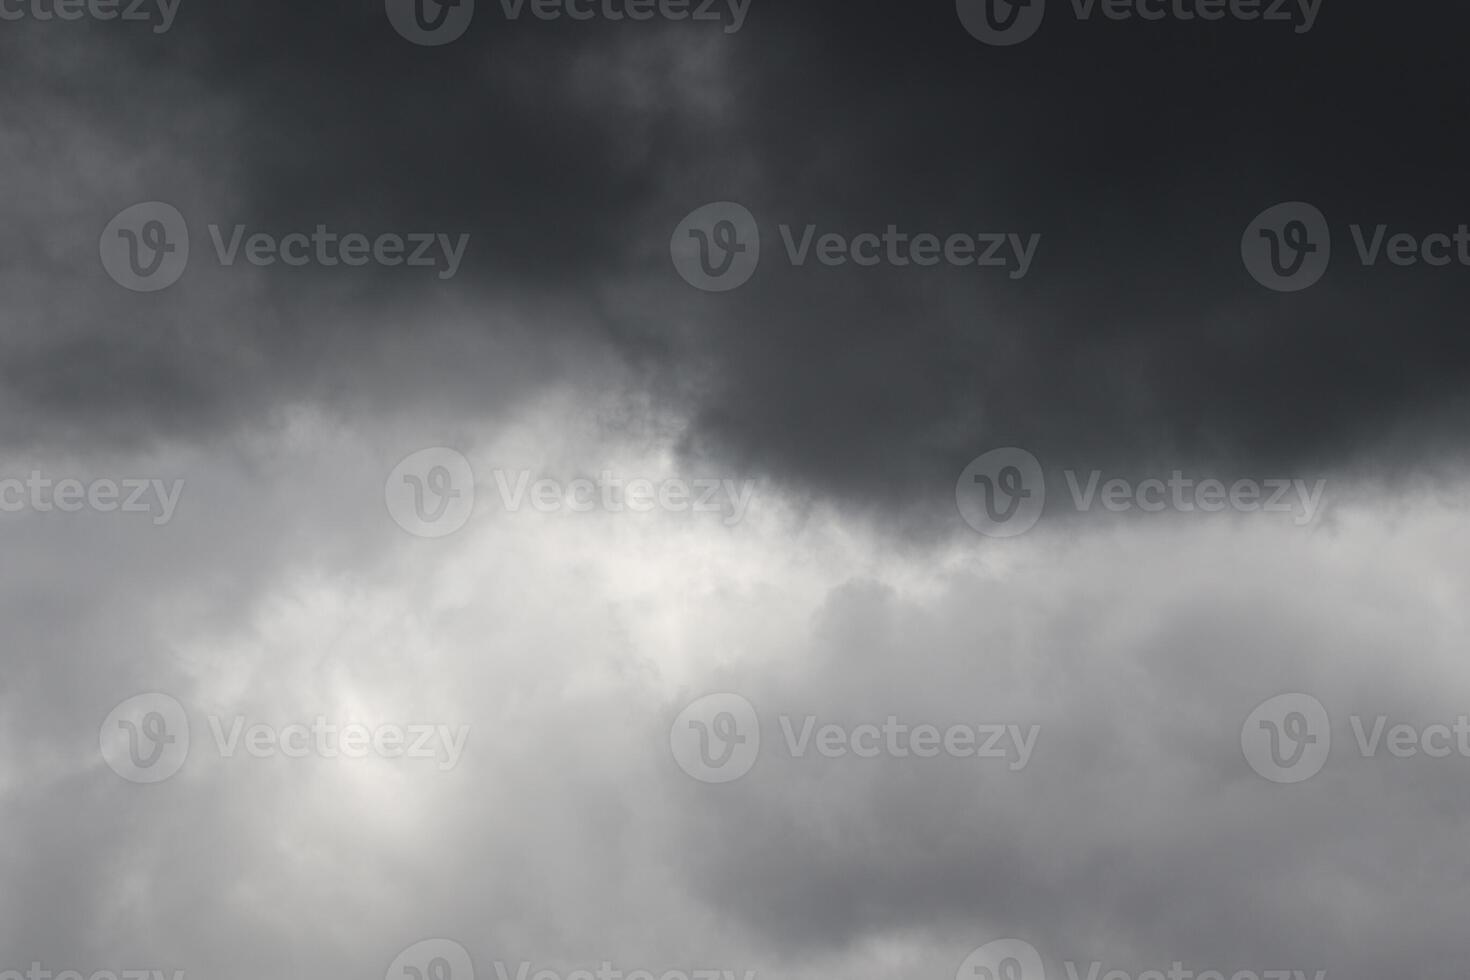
[5, 6, 1470, 980]
[5, 392, 1470, 980]
[5, 4, 1470, 513]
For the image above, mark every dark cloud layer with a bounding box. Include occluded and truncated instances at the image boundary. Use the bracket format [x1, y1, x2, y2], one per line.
[5, 2, 1470, 514]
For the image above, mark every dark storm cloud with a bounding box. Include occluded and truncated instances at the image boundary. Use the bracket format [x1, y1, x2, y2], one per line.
[5, 2, 1470, 505]
[8, 8, 1470, 980]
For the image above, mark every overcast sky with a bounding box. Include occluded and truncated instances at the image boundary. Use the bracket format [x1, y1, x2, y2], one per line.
[4, 3, 1470, 980]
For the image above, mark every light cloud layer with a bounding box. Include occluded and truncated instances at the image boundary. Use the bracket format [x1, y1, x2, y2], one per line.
[6, 391, 1470, 979]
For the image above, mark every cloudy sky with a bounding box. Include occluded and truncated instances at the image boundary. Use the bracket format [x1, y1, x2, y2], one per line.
[5, 2, 1470, 980]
